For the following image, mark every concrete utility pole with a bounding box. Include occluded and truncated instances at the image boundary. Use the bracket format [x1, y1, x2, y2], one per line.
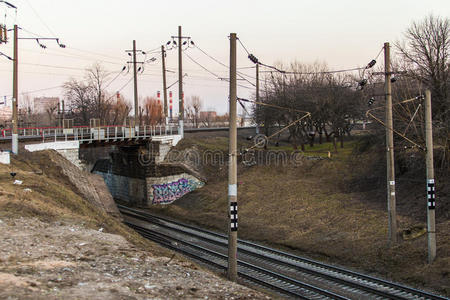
[178, 25, 184, 137]
[161, 45, 168, 125]
[126, 42, 145, 128]
[384, 42, 397, 244]
[57, 100, 61, 128]
[10, 25, 64, 153]
[255, 63, 259, 134]
[12, 24, 18, 154]
[132, 40, 139, 129]
[169, 91, 173, 119]
[425, 89, 436, 263]
[61, 100, 65, 122]
[227, 32, 238, 282]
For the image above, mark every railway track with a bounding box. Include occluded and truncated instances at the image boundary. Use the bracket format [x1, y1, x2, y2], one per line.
[118, 205, 448, 300]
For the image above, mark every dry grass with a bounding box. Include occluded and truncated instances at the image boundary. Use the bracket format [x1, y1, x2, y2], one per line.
[0, 151, 170, 257]
[149, 133, 450, 296]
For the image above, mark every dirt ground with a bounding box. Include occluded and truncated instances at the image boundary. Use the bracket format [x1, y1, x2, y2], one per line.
[147, 131, 450, 297]
[0, 217, 269, 300]
[0, 150, 270, 299]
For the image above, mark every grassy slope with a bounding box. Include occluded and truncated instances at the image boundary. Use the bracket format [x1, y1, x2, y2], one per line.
[0, 150, 170, 257]
[148, 132, 450, 296]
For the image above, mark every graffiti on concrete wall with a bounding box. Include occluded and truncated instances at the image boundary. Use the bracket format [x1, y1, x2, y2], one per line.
[152, 177, 204, 204]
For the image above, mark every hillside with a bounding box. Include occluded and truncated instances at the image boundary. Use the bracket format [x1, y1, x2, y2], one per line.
[146, 130, 450, 297]
[0, 150, 269, 299]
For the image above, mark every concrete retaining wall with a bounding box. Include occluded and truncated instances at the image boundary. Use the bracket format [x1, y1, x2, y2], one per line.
[43, 150, 121, 219]
[25, 141, 83, 169]
[146, 173, 204, 205]
[25, 141, 79, 151]
[0, 151, 10, 165]
[94, 171, 147, 206]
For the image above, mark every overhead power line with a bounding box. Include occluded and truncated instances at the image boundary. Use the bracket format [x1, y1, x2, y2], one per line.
[103, 66, 127, 89]
[24, 0, 58, 36]
[66, 46, 125, 61]
[2, 41, 124, 65]
[183, 51, 255, 90]
[1, 85, 63, 98]
[19, 62, 89, 71]
[239, 37, 379, 76]
[237, 37, 250, 55]
[259, 65, 366, 75]
[192, 43, 256, 86]
[0, 71, 131, 99]
[183, 50, 221, 78]
[103, 76, 134, 103]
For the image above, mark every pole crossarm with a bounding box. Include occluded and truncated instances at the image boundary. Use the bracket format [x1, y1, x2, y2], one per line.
[403, 104, 422, 136]
[0, 51, 13, 60]
[171, 35, 191, 39]
[237, 97, 310, 114]
[244, 112, 311, 152]
[365, 96, 425, 150]
[371, 71, 408, 76]
[0, 0, 16, 8]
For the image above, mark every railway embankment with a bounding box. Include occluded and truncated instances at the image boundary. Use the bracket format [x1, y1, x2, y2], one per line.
[0, 149, 270, 299]
[146, 131, 450, 297]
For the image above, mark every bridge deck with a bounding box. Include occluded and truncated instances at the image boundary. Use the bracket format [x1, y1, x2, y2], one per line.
[0, 125, 179, 144]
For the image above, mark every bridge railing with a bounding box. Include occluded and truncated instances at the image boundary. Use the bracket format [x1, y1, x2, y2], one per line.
[0, 124, 179, 143]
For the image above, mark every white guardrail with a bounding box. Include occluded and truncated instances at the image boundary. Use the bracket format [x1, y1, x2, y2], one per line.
[1, 124, 179, 143]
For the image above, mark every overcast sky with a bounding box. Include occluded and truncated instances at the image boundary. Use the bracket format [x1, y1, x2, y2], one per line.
[0, 0, 448, 115]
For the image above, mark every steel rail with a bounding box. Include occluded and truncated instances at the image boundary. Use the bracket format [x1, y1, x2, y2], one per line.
[119, 205, 447, 300]
[126, 222, 347, 299]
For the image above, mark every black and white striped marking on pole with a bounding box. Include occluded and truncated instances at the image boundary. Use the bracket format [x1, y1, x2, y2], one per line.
[230, 202, 238, 231]
[427, 179, 435, 209]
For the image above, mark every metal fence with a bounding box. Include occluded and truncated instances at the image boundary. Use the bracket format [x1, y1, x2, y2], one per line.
[0, 124, 179, 143]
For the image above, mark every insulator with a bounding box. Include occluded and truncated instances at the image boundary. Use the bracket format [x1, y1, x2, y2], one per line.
[248, 54, 259, 64]
[367, 59, 376, 68]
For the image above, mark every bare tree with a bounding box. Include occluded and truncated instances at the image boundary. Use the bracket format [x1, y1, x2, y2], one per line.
[395, 14, 450, 170]
[185, 95, 203, 128]
[254, 61, 364, 150]
[143, 97, 163, 125]
[86, 63, 111, 123]
[20, 93, 33, 114]
[63, 63, 114, 125]
[109, 94, 131, 125]
[63, 79, 92, 124]
[45, 104, 58, 126]
[395, 14, 450, 123]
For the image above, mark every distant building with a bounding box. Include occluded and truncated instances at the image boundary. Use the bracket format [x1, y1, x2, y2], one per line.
[199, 111, 217, 120]
[0, 106, 12, 121]
[33, 97, 59, 114]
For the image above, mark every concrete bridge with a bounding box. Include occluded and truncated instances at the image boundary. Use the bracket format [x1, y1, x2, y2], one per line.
[0, 124, 180, 144]
[0, 123, 205, 207]
[1, 124, 256, 208]
[13, 124, 182, 169]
